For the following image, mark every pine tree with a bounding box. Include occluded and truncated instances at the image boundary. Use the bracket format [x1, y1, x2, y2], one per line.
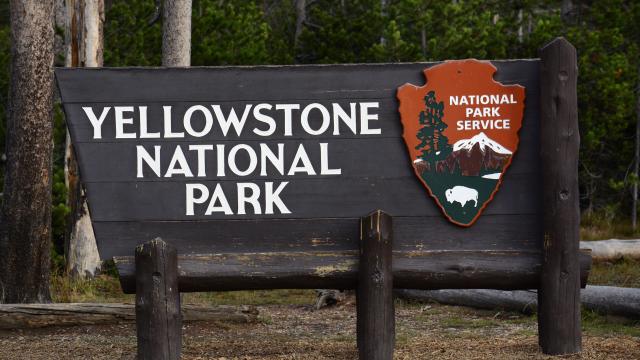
[415, 91, 451, 170]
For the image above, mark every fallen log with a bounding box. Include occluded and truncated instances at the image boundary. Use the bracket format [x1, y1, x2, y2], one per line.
[580, 239, 640, 261]
[114, 249, 592, 293]
[396, 289, 538, 314]
[0, 303, 258, 329]
[580, 286, 640, 318]
[396, 285, 640, 319]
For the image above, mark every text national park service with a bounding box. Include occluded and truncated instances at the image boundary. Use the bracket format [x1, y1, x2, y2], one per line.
[80, 102, 383, 216]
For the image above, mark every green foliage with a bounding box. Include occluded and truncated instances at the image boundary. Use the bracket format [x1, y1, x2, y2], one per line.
[589, 257, 640, 288]
[298, 0, 385, 63]
[565, 1, 639, 214]
[105, 0, 275, 66]
[192, 1, 271, 65]
[416, 91, 450, 165]
[104, 1, 162, 66]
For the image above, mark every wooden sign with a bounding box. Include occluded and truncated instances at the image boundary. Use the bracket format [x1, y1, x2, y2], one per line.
[397, 60, 525, 226]
[55, 62, 555, 293]
[55, 38, 586, 358]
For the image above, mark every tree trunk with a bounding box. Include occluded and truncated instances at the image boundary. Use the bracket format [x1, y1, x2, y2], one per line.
[162, 0, 191, 67]
[64, 0, 103, 278]
[0, 0, 55, 303]
[580, 239, 640, 261]
[396, 286, 640, 320]
[294, 0, 306, 51]
[0, 303, 258, 329]
[420, 27, 426, 59]
[561, 0, 573, 23]
[633, 64, 640, 230]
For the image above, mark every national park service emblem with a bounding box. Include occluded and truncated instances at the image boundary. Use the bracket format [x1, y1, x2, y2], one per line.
[397, 60, 525, 227]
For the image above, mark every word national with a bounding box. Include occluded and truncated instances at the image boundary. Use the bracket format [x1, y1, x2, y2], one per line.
[80, 102, 382, 216]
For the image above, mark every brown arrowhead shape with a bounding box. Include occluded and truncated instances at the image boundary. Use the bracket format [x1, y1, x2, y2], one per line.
[397, 60, 525, 227]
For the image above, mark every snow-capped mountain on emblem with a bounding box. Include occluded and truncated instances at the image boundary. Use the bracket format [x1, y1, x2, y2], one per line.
[453, 132, 512, 154]
[397, 60, 526, 227]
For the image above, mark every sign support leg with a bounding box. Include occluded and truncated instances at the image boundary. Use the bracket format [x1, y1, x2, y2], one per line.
[538, 37, 582, 355]
[357, 210, 394, 360]
[135, 238, 182, 360]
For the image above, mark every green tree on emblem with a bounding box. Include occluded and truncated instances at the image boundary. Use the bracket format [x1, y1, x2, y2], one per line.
[415, 91, 451, 170]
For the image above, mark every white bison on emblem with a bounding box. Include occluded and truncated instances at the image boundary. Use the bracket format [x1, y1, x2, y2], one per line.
[445, 186, 478, 207]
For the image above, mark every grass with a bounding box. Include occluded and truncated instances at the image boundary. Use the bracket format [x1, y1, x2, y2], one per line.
[51, 271, 132, 303]
[182, 289, 316, 306]
[410, 301, 640, 337]
[50, 271, 639, 338]
[580, 212, 640, 240]
[51, 271, 316, 306]
[581, 309, 640, 337]
[588, 258, 640, 288]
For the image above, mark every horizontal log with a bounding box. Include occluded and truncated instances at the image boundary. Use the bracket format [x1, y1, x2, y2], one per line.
[395, 285, 640, 319]
[580, 240, 640, 261]
[114, 250, 592, 293]
[395, 289, 538, 314]
[0, 303, 258, 329]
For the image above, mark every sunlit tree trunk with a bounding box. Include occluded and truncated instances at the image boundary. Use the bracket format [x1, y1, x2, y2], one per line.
[63, 0, 103, 278]
[163, 0, 191, 67]
[0, 0, 55, 303]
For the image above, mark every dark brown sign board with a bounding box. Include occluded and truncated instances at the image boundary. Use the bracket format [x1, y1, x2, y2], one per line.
[57, 61, 563, 288]
[56, 38, 586, 357]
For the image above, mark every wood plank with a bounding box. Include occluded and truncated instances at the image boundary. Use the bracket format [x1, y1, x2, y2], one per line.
[84, 174, 540, 222]
[62, 96, 539, 143]
[72, 135, 538, 184]
[114, 249, 592, 294]
[55, 61, 538, 103]
[0, 303, 258, 329]
[93, 214, 541, 260]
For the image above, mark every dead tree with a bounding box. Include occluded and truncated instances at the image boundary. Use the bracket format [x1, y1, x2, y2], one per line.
[162, 0, 191, 67]
[63, 0, 103, 278]
[0, 0, 55, 303]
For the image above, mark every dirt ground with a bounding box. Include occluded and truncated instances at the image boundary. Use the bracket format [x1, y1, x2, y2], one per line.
[1, 303, 638, 360]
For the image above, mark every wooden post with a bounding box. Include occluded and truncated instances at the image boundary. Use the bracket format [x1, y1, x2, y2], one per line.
[135, 238, 181, 360]
[538, 37, 582, 355]
[357, 210, 394, 360]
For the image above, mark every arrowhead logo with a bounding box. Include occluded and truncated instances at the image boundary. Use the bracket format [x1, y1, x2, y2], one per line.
[397, 60, 525, 227]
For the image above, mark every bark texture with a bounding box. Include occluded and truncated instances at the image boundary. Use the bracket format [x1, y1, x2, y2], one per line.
[63, 0, 103, 278]
[633, 64, 640, 229]
[294, 0, 306, 50]
[162, 0, 191, 67]
[396, 286, 640, 320]
[580, 239, 640, 261]
[538, 37, 581, 355]
[0, 303, 258, 329]
[0, 0, 55, 303]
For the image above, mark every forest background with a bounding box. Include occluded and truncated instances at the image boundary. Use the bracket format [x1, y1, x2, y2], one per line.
[0, 0, 638, 266]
